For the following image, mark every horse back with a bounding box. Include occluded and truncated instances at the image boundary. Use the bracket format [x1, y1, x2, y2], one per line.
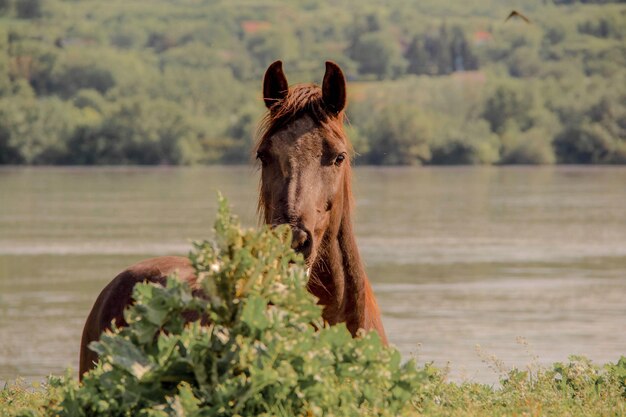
[79, 256, 194, 378]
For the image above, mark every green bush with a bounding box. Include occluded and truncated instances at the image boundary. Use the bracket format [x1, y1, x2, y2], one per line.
[501, 127, 556, 165]
[15, 0, 41, 19]
[430, 120, 500, 165]
[482, 83, 534, 135]
[348, 31, 406, 80]
[50, 197, 425, 416]
[553, 123, 616, 164]
[361, 104, 434, 165]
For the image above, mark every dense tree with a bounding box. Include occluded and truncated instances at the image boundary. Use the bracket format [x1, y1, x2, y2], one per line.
[347, 31, 405, 79]
[482, 84, 534, 134]
[450, 26, 479, 72]
[0, 0, 10, 15]
[0, 29, 10, 95]
[553, 123, 620, 164]
[61, 99, 202, 165]
[405, 36, 431, 75]
[542, 24, 566, 46]
[430, 121, 500, 165]
[362, 105, 434, 164]
[0, 0, 623, 165]
[0, 95, 78, 164]
[405, 25, 478, 76]
[15, 0, 41, 19]
[507, 47, 542, 78]
[578, 15, 625, 39]
[246, 29, 298, 70]
[51, 61, 115, 97]
[500, 127, 556, 164]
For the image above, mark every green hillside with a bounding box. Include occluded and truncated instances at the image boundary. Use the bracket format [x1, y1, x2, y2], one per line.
[0, 0, 624, 165]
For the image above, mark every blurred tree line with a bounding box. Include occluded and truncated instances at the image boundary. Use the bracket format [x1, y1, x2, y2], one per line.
[0, 0, 624, 165]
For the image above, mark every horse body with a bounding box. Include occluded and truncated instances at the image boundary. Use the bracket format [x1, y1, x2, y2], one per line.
[79, 61, 386, 379]
[79, 256, 194, 376]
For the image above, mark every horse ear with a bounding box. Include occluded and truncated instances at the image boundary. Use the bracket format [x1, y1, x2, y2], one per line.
[263, 60, 289, 109]
[322, 61, 347, 115]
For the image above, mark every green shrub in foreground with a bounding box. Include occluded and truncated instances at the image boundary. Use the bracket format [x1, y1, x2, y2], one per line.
[53, 197, 425, 416]
[4, 355, 626, 416]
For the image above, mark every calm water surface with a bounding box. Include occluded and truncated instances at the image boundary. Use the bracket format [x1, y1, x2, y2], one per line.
[1, 166, 625, 383]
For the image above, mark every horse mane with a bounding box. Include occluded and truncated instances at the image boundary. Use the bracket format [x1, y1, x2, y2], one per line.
[254, 83, 354, 222]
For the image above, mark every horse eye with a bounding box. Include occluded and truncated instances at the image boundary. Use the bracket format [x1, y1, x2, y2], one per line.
[334, 153, 346, 166]
[256, 151, 269, 165]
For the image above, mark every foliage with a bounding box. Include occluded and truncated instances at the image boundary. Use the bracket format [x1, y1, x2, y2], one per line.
[348, 31, 406, 80]
[405, 24, 478, 76]
[0, 0, 625, 165]
[482, 83, 534, 135]
[360, 104, 433, 164]
[500, 127, 556, 165]
[553, 123, 617, 164]
[431, 121, 500, 165]
[10, 197, 423, 416]
[413, 355, 626, 416]
[15, 0, 42, 19]
[3, 357, 625, 416]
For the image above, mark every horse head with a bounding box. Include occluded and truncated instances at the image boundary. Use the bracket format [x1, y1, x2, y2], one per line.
[256, 61, 387, 343]
[257, 60, 350, 266]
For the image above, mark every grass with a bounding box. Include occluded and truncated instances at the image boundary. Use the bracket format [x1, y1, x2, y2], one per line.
[1, 377, 58, 417]
[2, 356, 625, 416]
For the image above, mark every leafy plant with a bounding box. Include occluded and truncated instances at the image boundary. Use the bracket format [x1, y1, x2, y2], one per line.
[52, 196, 425, 416]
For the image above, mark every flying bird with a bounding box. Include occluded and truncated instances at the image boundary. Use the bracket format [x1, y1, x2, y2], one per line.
[504, 10, 531, 24]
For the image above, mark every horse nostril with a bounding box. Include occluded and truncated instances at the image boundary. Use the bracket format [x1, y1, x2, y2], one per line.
[291, 229, 307, 248]
[291, 227, 312, 256]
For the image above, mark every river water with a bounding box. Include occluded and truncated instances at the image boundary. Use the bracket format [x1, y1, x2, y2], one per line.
[0, 166, 625, 383]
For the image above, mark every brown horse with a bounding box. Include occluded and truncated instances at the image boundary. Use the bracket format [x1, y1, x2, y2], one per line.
[79, 60, 387, 379]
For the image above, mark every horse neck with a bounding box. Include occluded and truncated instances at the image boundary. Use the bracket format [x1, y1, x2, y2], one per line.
[310, 179, 387, 343]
